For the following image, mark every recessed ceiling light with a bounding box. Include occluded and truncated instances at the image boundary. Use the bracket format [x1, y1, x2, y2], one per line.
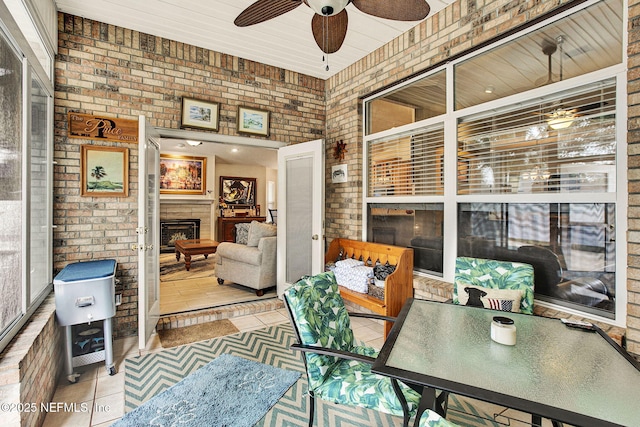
[485, 85, 495, 94]
[186, 140, 202, 146]
[231, 148, 238, 153]
[177, 143, 185, 148]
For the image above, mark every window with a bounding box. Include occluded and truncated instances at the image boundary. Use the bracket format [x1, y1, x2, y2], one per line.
[0, 9, 54, 352]
[453, 0, 622, 110]
[363, 0, 624, 322]
[368, 125, 444, 197]
[0, 26, 24, 336]
[368, 203, 444, 275]
[458, 203, 615, 318]
[366, 70, 446, 135]
[458, 80, 616, 195]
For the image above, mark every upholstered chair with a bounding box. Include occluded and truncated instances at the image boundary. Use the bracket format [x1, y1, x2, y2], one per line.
[283, 271, 424, 427]
[453, 256, 535, 315]
[216, 221, 276, 296]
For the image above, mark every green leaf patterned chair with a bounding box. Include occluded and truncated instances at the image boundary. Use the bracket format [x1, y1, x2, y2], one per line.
[283, 271, 423, 427]
[418, 409, 460, 427]
[453, 257, 557, 427]
[453, 256, 535, 315]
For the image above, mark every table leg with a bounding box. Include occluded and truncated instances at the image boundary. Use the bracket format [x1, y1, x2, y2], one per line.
[175, 250, 181, 261]
[184, 254, 192, 271]
[413, 387, 437, 427]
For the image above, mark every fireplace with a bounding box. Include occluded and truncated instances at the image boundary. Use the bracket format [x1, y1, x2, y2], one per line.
[160, 219, 201, 253]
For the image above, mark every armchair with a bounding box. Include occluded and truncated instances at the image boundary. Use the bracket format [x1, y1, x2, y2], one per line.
[215, 221, 276, 296]
[283, 271, 423, 427]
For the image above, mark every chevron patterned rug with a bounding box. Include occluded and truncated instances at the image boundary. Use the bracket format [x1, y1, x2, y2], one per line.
[124, 324, 503, 426]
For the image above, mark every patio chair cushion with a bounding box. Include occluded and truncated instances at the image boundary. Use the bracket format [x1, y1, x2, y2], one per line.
[284, 271, 355, 390]
[454, 257, 534, 315]
[284, 271, 421, 418]
[418, 409, 460, 426]
[314, 356, 421, 417]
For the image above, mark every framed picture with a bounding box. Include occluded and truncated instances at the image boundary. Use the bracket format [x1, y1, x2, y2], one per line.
[160, 154, 207, 195]
[181, 97, 219, 131]
[237, 106, 270, 136]
[220, 176, 256, 207]
[331, 164, 348, 183]
[81, 145, 129, 197]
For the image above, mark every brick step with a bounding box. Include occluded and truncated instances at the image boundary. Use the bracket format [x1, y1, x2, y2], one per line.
[156, 297, 283, 331]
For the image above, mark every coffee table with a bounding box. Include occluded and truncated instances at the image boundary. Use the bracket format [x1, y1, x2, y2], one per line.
[174, 239, 219, 271]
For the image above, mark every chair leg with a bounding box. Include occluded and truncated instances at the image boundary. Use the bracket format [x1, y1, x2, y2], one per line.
[390, 379, 411, 427]
[308, 390, 315, 427]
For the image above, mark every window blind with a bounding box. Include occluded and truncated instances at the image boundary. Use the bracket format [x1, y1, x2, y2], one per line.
[457, 79, 616, 195]
[368, 125, 444, 197]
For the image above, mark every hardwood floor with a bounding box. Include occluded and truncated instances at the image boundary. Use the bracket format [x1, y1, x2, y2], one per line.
[159, 252, 277, 315]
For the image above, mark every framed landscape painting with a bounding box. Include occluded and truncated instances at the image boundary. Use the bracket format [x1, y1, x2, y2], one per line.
[160, 154, 207, 195]
[237, 106, 270, 136]
[81, 145, 129, 197]
[181, 97, 219, 131]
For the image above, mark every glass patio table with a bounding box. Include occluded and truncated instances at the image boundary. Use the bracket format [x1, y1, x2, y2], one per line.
[371, 299, 640, 427]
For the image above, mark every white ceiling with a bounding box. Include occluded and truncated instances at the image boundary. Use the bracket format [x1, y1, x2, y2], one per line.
[54, 0, 454, 79]
[53, 0, 453, 169]
[160, 138, 279, 170]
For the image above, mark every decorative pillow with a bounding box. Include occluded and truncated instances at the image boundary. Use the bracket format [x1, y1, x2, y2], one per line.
[456, 284, 523, 313]
[246, 221, 277, 247]
[373, 263, 395, 281]
[235, 223, 250, 245]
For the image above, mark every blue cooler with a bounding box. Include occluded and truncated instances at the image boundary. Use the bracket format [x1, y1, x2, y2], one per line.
[54, 259, 117, 382]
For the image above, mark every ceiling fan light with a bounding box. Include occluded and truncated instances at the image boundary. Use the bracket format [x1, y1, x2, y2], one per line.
[548, 110, 574, 130]
[307, 0, 349, 16]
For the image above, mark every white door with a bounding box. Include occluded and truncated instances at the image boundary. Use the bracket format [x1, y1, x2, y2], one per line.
[137, 116, 160, 349]
[277, 139, 324, 296]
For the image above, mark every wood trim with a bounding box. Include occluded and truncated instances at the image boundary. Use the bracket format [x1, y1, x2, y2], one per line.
[326, 238, 414, 337]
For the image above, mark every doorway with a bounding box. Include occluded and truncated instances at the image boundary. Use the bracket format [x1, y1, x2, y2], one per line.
[154, 128, 285, 316]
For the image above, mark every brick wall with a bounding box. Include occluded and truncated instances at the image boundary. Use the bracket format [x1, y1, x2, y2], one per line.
[54, 13, 325, 339]
[626, 0, 640, 357]
[54, 0, 640, 357]
[323, 0, 639, 356]
[0, 295, 62, 427]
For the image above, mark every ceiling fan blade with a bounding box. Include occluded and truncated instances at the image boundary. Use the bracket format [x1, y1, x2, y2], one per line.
[352, 0, 430, 21]
[312, 9, 348, 54]
[235, 0, 302, 27]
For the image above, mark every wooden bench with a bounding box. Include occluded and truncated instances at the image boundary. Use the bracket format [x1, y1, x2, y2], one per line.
[325, 238, 414, 337]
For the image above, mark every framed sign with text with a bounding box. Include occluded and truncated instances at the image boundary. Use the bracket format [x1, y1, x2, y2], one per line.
[68, 113, 139, 143]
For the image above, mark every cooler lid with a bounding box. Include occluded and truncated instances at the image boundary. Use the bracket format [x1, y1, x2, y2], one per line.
[54, 259, 117, 283]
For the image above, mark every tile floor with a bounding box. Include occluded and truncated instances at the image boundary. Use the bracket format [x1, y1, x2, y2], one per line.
[42, 309, 315, 426]
[41, 309, 556, 427]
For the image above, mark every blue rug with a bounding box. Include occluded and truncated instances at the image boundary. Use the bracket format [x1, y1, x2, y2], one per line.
[123, 324, 503, 426]
[114, 353, 300, 427]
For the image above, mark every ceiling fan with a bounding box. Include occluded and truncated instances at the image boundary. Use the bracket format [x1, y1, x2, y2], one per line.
[234, 0, 431, 55]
